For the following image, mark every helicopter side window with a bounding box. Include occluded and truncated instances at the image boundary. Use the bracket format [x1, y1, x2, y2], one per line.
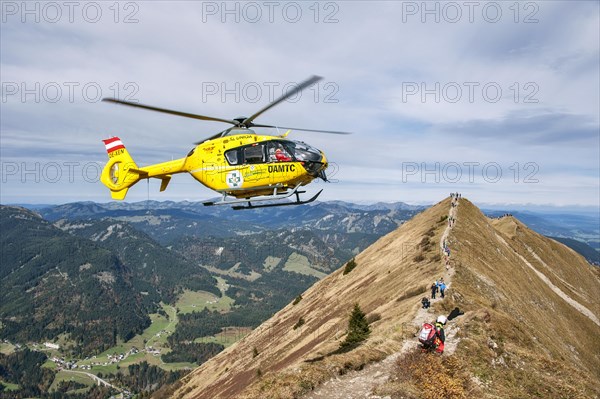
[243, 144, 265, 164]
[225, 149, 239, 165]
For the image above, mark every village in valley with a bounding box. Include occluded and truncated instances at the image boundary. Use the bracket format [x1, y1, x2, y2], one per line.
[0, 290, 237, 394]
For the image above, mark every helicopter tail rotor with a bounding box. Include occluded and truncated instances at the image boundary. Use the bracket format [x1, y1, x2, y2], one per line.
[100, 137, 148, 200]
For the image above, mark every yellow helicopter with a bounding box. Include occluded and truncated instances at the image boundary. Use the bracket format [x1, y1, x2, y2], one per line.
[100, 76, 349, 209]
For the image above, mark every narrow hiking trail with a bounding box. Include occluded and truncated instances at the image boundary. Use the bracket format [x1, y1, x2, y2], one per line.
[304, 197, 461, 399]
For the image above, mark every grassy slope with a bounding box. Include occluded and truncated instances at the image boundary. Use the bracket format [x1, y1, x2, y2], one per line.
[0, 343, 16, 355]
[173, 198, 451, 399]
[172, 198, 600, 399]
[48, 371, 94, 392]
[283, 253, 328, 278]
[176, 290, 234, 314]
[0, 380, 20, 391]
[380, 200, 600, 398]
[438, 200, 600, 398]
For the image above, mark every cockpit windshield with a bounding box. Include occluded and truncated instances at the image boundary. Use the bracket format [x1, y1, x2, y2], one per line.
[288, 141, 322, 162]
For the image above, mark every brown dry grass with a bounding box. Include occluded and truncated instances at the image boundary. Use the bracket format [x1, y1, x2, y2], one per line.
[239, 344, 389, 399]
[172, 199, 451, 399]
[431, 200, 600, 398]
[374, 348, 478, 399]
[442, 308, 596, 399]
[170, 198, 600, 399]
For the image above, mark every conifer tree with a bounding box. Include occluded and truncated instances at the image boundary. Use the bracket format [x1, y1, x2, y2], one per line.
[340, 303, 370, 349]
[343, 258, 357, 275]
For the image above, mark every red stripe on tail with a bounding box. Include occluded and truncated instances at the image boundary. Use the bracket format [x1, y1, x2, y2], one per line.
[102, 137, 121, 145]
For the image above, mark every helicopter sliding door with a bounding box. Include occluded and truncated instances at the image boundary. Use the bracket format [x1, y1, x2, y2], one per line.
[224, 143, 267, 165]
[242, 144, 265, 164]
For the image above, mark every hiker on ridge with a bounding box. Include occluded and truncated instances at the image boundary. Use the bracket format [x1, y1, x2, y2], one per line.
[434, 315, 447, 353]
[421, 297, 431, 309]
[439, 280, 447, 298]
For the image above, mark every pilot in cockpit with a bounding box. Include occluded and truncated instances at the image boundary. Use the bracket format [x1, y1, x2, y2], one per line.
[275, 148, 291, 162]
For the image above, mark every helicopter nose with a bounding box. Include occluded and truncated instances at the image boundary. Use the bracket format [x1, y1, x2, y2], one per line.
[317, 152, 329, 181]
[320, 152, 328, 169]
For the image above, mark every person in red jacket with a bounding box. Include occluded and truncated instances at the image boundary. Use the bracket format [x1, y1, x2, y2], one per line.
[275, 148, 291, 161]
[434, 315, 447, 353]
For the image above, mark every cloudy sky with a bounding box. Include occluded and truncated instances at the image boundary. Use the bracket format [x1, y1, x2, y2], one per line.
[1, 1, 599, 210]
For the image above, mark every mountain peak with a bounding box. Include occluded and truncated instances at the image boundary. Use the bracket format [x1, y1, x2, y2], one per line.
[173, 196, 600, 398]
[1, 205, 43, 221]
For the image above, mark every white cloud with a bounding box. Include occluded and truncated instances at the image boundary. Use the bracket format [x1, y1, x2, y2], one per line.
[1, 0, 598, 208]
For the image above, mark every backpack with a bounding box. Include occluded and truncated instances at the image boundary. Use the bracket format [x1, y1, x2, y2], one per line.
[418, 323, 437, 347]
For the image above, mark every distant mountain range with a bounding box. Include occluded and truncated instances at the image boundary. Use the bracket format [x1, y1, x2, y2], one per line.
[36, 200, 421, 240]
[30, 200, 600, 262]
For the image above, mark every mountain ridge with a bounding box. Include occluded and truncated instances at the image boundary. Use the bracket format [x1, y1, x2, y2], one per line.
[25, 200, 600, 259]
[170, 197, 600, 399]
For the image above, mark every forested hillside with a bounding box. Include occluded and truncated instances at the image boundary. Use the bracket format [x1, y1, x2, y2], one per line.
[56, 219, 220, 305]
[0, 206, 149, 356]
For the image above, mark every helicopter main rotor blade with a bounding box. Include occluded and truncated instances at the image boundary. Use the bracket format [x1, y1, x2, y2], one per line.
[251, 124, 352, 135]
[102, 98, 239, 125]
[241, 75, 322, 127]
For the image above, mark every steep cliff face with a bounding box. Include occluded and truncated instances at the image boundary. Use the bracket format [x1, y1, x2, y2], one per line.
[170, 197, 600, 399]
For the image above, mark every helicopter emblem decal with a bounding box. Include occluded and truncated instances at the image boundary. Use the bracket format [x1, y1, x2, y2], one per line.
[226, 170, 243, 188]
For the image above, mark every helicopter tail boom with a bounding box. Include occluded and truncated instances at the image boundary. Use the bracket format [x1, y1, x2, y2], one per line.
[100, 137, 147, 200]
[100, 137, 189, 200]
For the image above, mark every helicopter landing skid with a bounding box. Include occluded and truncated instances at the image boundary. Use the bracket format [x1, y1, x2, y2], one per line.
[203, 185, 322, 210]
